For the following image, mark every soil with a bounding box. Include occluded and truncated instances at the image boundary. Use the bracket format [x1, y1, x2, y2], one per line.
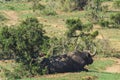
[2, 10, 19, 26]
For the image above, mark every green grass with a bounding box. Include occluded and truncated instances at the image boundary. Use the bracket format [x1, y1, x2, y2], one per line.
[97, 72, 120, 80]
[0, 60, 15, 71]
[19, 12, 35, 19]
[0, 2, 32, 11]
[88, 59, 115, 71]
[42, 11, 86, 21]
[22, 72, 120, 80]
[0, 60, 15, 79]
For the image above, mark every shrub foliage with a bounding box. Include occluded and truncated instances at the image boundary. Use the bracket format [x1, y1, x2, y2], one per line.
[65, 18, 98, 52]
[0, 18, 50, 75]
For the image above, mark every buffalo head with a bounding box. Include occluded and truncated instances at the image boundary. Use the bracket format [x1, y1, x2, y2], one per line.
[67, 50, 96, 66]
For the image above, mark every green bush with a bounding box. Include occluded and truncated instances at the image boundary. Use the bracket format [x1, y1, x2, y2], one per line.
[0, 17, 50, 76]
[66, 18, 83, 37]
[65, 18, 98, 52]
[112, 53, 120, 59]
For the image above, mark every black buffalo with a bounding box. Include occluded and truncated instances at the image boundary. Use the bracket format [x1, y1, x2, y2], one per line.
[40, 50, 96, 74]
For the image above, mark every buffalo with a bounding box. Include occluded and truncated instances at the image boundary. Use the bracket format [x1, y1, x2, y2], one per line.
[40, 50, 96, 74]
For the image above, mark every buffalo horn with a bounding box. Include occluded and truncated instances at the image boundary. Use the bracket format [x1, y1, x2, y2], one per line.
[90, 46, 97, 57]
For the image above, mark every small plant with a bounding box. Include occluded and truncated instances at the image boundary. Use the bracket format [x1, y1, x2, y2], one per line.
[112, 53, 120, 59]
[85, 0, 102, 23]
[101, 5, 108, 13]
[32, 2, 45, 11]
[0, 14, 7, 21]
[110, 13, 120, 28]
[8, 6, 15, 10]
[99, 20, 109, 28]
[41, 9, 57, 16]
[66, 18, 83, 37]
[38, 3, 45, 10]
[114, 0, 120, 8]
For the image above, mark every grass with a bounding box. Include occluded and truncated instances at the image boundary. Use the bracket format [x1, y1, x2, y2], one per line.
[99, 28, 120, 51]
[19, 11, 36, 19]
[22, 72, 120, 80]
[6, 9, 86, 37]
[0, 2, 32, 11]
[97, 72, 120, 80]
[36, 11, 86, 37]
[0, 60, 15, 79]
[88, 58, 115, 71]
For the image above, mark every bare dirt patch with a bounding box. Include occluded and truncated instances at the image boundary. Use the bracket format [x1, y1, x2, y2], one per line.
[2, 10, 19, 26]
